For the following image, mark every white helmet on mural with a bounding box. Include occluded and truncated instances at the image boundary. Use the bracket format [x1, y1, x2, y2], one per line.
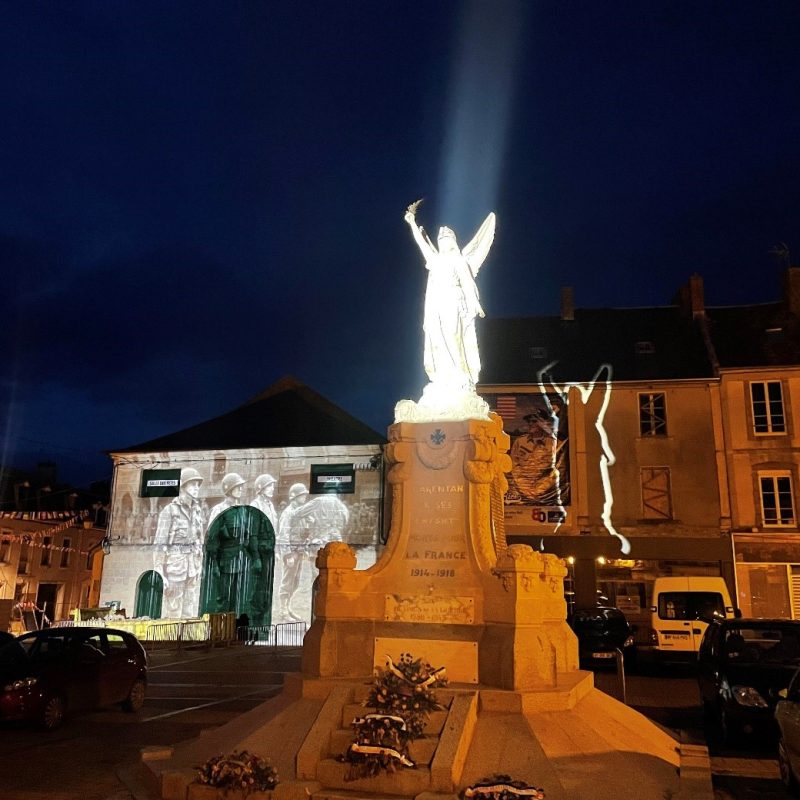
[180, 468, 204, 487]
[221, 472, 246, 495]
[254, 474, 277, 492]
[288, 482, 309, 500]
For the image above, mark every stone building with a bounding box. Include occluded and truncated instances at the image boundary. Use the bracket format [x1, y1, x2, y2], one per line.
[101, 378, 385, 626]
[478, 270, 800, 632]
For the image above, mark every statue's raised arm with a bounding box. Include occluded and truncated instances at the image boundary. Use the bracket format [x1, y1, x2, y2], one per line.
[395, 202, 497, 424]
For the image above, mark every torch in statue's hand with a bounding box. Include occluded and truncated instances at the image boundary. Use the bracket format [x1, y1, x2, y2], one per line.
[405, 198, 424, 223]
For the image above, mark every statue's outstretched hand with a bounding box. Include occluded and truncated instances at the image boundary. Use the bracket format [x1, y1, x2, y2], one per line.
[404, 211, 415, 224]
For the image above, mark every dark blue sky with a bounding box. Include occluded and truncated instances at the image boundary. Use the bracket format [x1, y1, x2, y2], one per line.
[2, 1, 800, 485]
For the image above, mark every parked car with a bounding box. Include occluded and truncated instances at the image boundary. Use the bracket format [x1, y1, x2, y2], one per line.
[775, 667, 800, 794]
[698, 618, 800, 745]
[568, 606, 635, 667]
[0, 627, 147, 730]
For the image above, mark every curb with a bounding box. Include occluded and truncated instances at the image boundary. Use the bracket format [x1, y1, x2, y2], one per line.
[678, 742, 715, 800]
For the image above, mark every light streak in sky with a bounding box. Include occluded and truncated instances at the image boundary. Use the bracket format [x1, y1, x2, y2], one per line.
[537, 362, 631, 555]
[438, 0, 526, 228]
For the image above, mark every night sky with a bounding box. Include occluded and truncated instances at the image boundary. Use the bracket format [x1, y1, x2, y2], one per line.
[3, 1, 800, 486]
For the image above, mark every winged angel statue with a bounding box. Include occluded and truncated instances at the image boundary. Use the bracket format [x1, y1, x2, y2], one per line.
[395, 200, 496, 423]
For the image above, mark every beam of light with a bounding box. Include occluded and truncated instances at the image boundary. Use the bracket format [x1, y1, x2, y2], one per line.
[537, 362, 631, 555]
[438, 0, 527, 228]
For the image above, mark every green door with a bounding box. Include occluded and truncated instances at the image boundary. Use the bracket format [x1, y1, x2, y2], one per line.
[135, 570, 164, 619]
[199, 507, 275, 627]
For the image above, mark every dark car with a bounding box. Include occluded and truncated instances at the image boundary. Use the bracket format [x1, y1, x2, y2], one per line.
[569, 607, 635, 667]
[0, 627, 147, 730]
[698, 618, 800, 745]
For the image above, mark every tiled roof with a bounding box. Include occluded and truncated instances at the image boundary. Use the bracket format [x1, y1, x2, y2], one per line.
[112, 376, 385, 453]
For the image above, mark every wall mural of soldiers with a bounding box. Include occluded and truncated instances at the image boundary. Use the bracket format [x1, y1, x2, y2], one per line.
[153, 468, 207, 618]
[114, 456, 381, 623]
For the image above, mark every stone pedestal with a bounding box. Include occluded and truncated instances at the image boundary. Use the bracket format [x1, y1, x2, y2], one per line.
[302, 413, 578, 689]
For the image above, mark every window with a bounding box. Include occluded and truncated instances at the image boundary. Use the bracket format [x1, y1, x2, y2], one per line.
[60, 538, 71, 568]
[639, 393, 667, 436]
[635, 341, 655, 354]
[0, 536, 10, 563]
[759, 473, 796, 527]
[529, 346, 547, 360]
[641, 467, 672, 520]
[658, 592, 724, 621]
[751, 380, 786, 434]
[41, 537, 52, 567]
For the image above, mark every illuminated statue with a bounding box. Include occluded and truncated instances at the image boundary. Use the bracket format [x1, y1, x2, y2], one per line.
[153, 468, 207, 618]
[396, 200, 496, 422]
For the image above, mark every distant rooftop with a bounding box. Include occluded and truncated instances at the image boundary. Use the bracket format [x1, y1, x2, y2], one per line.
[112, 376, 385, 454]
[478, 271, 800, 385]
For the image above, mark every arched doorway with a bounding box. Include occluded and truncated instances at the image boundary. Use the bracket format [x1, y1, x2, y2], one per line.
[135, 570, 164, 619]
[199, 506, 275, 627]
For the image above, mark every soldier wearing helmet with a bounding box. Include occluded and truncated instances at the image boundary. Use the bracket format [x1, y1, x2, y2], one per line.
[207, 472, 246, 528]
[249, 474, 277, 530]
[276, 482, 314, 622]
[153, 467, 207, 618]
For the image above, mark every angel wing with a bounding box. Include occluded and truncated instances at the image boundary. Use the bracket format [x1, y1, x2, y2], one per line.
[461, 212, 496, 277]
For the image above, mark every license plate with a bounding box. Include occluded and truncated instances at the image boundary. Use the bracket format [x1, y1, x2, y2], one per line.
[592, 652, 615, 659]
[663, 633, 689, 641]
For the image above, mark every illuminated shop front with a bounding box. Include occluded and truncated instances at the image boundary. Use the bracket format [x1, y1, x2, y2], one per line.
[733, 534, 800, 619]
[100, 379, 385, 625]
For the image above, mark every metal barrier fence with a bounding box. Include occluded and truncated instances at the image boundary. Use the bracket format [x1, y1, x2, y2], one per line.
[237, 621, 307, 647]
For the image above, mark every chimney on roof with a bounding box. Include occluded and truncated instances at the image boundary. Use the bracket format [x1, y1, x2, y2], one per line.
[782, 266, 800, 317]
[675, 274, 705, 318]
[561, 287, 574, 321]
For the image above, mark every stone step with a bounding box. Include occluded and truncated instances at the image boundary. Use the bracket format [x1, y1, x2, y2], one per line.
[313, 790, 417, 800]
[316, 758, 431, 796]
[341, 705, 448, 736]
[329, 729, 439, 765]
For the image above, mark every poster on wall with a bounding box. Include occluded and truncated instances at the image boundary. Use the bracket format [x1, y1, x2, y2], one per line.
[109, 451, 383, 625]
[485, 393, 570, 523]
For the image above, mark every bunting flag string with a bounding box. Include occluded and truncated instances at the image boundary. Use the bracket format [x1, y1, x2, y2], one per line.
[0, 511, 96, 556]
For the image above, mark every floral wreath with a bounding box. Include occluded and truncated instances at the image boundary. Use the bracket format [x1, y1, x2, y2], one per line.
[196, 750, 278, 796]
[462, 774, 545, 800]
[340, 652, 448, 780]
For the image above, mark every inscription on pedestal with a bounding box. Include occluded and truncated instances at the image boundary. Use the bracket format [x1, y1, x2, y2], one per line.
[384, 594, 475, 624]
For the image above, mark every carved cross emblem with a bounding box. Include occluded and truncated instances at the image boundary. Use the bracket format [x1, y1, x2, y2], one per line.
[430, 428, 446, 446]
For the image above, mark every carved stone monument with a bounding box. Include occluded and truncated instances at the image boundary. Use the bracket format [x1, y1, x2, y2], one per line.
[143, 207, 687, 800]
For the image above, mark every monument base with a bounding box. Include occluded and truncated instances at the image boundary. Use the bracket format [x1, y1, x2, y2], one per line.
[141, 672, 692, 800]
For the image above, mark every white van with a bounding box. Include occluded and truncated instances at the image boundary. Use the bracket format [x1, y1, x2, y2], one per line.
[645, 577, 735, 661]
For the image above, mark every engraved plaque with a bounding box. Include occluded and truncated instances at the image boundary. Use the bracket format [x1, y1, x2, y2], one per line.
[384, 594, 475, 624]
[374, 636, 478, 684]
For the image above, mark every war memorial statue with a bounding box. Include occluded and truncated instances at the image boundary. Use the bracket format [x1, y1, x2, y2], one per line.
[396, 200, 496, 423]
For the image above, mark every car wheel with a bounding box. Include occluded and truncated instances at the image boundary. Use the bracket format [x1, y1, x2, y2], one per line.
[41, 695, 66, 731]
[121, 678, 146, 712]
[778, 738, 800, 795]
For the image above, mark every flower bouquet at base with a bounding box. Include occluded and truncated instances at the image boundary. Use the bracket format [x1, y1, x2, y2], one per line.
[462, 774, 545, 800]
[339, 652, 448, 780]
[195, 750, 278, 797]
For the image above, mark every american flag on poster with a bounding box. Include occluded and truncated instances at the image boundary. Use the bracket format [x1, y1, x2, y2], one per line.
[494, 395, 517, 422]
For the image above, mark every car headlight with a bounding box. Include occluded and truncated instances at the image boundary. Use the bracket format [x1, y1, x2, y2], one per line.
[732, 685, 768, 708]
[623, 635, 634, 648]
[3, 677, 38, 692]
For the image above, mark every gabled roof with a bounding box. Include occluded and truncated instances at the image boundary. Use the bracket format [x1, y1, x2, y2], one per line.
[478, 306, 713, 385]
[112, 376, 385, 454]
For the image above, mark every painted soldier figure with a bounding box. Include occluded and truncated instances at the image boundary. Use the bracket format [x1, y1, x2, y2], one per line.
[249, 473, 278, 530]
[153, 468, 207, 618]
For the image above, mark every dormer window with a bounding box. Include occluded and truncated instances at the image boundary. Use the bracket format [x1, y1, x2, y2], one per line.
[529, 346, 547, 360]
[635, 341, 655, 355]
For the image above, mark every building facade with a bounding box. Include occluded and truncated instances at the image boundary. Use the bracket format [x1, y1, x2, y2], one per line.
[0, 513, 105, 632]
[478, 270, 800, 630]
[100, 379, 386, 626]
